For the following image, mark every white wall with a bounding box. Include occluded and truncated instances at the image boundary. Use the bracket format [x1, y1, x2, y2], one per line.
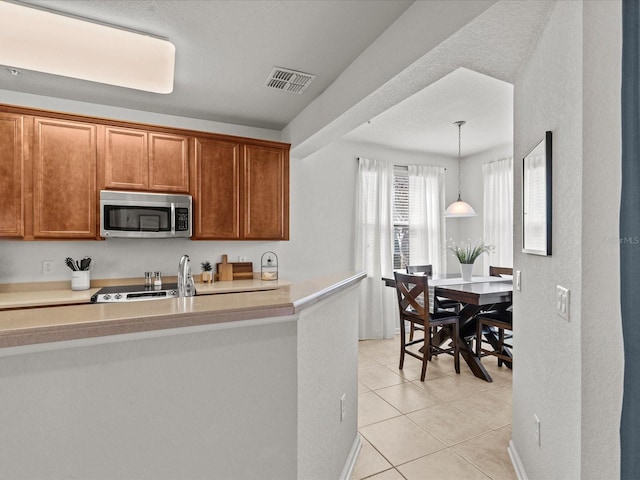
[581, 1, 623, 477]
[511, 1, 622, 479]
[0, 89, 281, 142]
[513, 2, 583, 477]
[0, 318, 299, 479]
[297, 285, 360, 479]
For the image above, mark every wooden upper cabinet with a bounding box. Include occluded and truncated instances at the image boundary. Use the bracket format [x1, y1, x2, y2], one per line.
[104, 127, 148, 190]
[0, 104, 289, 242]
[0, 113, 23, 237]
[192, 139, 289, 240]
[192, 137, 241, 239]
[243, 145, 289, 240]
[32, 118, 97, 239]
[149, 132, 189, 193]
[104, 127, 189, 193]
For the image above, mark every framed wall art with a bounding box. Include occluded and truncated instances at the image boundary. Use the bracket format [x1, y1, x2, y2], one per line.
[522, 131, 552, 256]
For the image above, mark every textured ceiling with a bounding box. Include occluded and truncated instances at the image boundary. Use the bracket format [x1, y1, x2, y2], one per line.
[0, 0, 413, 130]
[343, 68, 514, 158]
[290, 0, 554, 158]
[0, 0, 554, 158]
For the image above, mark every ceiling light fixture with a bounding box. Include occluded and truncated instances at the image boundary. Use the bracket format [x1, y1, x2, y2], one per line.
[444, 120, 477, 218]
[0, 2, 175, 94]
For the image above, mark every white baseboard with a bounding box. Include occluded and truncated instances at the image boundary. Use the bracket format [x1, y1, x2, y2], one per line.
[508, 440, 529, 480]
[339, 434, 362, 480]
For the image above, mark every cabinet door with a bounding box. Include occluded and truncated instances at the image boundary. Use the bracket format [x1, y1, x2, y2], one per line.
[149, 132, 189, 193]
[243, 145, 289, 240]
[0, 113, 23, 237]
[193, 137, 241, 239]
[33, 118, 97, 238]
[104, 126, 148, 190]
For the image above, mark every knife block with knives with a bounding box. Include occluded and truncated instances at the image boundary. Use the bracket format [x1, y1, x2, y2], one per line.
[215, 255, 253, 281]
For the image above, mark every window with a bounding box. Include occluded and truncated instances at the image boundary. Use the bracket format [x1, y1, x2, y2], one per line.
[393, 166, 409, 269]
[357, 158, 444, 275]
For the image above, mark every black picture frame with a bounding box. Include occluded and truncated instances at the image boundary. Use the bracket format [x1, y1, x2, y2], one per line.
[522, 131, 552, 256]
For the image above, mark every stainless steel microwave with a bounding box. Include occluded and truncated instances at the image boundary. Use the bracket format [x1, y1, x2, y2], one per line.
[100, 190, 192, 238]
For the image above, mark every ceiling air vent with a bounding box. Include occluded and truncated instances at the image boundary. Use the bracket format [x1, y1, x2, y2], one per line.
[265, 67, 316, 94]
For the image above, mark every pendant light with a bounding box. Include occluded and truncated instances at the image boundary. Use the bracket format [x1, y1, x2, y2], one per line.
[444, 120, 477, 217]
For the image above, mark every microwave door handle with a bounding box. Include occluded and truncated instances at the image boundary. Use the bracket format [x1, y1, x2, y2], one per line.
[171, 203, 176, 234]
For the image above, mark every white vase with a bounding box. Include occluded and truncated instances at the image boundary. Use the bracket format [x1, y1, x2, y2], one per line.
[460, 263, 473, 282]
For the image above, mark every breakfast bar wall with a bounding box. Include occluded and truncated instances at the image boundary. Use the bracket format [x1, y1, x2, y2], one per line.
[0, 274, 363, 479]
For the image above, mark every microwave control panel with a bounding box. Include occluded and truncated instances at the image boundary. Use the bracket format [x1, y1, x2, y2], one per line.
[176, 208, 190, 232]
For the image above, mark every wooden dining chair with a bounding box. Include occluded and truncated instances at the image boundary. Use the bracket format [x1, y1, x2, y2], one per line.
[394, 271, 460, 381]
[476, 266, 513, 366]
[489, 266, 513, 277]
[476, 309, 513, 366]
[406, 264, 433, 276]
[405, 265, 461, 341]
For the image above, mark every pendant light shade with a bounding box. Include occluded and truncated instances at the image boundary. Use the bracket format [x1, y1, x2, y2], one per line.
[444, 197, 477, 217]
[445, 120, 477, 218]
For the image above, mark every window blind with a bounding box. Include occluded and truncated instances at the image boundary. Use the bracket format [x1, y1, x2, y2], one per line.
[393, 166, 409, 269]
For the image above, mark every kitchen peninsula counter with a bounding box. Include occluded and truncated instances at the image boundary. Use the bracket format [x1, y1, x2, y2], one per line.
[0, 271, 365, 480]
[0, 277, 291, 310]
[0, 272, 363, 349]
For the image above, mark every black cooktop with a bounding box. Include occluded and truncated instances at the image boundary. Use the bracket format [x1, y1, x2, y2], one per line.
[91, 283, 180, 303]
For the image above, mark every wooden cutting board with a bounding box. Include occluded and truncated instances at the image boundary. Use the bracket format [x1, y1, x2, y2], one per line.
[215, 258, 253, 281]
[217, 255, 234, 281]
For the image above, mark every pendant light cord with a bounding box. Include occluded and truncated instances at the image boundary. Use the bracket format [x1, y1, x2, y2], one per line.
[457, 122, 462, 199]
[454, 120, 466, 201]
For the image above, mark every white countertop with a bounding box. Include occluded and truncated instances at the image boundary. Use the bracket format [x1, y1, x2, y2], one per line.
[0, 272, 366, 348]
[0, 278, 290, 310]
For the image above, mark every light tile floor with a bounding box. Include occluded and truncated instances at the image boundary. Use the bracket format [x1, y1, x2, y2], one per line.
[352, 336, 516, 480]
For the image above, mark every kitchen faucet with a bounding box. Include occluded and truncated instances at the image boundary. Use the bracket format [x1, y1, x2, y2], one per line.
[178, 254, 195, 297]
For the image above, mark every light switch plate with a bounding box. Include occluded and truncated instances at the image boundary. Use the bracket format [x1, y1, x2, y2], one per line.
[516, 270, 521, 291]
[556, 285, 570, 321]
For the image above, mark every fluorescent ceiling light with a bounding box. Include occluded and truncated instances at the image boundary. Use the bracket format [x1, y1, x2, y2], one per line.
[0, 1, 175, 94]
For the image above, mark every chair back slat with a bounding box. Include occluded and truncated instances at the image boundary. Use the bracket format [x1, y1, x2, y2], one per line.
[394, 272, 430, 322]
[489, 266, 513, 277]
[406, 264, 433, 276]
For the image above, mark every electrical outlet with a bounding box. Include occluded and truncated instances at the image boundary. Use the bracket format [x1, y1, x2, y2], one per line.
[534, 414, 541, 446]
[556, 285, 570, 321]
[516, 270, 521, 291]
[43, 261, 54, 274]
[340, 393, 346, 422]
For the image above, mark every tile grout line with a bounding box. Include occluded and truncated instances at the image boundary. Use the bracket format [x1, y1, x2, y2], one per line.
[356, 338, 514, 480]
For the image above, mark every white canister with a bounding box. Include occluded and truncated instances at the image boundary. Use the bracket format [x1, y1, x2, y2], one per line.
[71, 270, 90, 291]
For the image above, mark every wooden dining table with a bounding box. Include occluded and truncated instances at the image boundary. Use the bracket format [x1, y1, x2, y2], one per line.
[383, 274, 513, 382]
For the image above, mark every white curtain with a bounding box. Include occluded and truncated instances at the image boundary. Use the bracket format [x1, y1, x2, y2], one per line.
[355, 157, 396, 339]
[408, 165, 446, 274]
[482, 158, 513, 270]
